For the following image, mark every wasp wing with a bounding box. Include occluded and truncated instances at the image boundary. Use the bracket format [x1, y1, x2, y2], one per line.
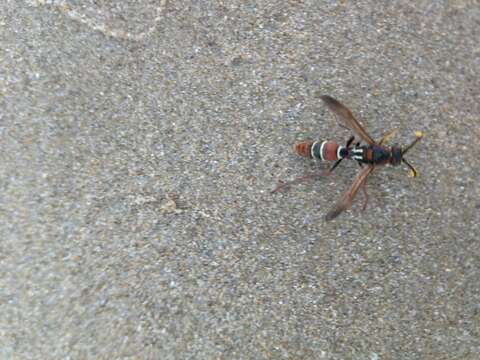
[321, 95, 376, 145]
[325, 165, 375, 221]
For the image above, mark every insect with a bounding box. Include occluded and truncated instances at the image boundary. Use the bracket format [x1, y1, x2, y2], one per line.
[272, 95, 423, 220]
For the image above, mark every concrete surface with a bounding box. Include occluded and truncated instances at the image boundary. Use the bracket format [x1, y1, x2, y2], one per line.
[1, 1, 479, 359]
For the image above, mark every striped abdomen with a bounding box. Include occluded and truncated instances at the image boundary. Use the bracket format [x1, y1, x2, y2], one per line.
[294, 140, 346, 161]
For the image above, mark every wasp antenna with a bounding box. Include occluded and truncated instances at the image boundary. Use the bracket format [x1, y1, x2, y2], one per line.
[402, 158, 418, 177]
[402, 131, 423, 155]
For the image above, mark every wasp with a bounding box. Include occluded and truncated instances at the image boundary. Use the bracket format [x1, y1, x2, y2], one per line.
[272, 95, 423, 220]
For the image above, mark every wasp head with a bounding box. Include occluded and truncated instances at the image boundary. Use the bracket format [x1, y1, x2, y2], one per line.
[390, 145, 403, 166]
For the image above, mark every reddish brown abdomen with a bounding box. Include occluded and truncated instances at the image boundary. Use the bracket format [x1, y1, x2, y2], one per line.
[294, 140, 314, 158]
[322, 141, 339, 161]
[294, 140, 340, 161]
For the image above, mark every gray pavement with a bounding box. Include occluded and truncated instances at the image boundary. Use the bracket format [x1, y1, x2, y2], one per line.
[1, 1, 479, 359]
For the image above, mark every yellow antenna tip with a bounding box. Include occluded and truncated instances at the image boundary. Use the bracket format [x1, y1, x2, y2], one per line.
[415, 131, 423, 139]
[408, 169, 417, 178]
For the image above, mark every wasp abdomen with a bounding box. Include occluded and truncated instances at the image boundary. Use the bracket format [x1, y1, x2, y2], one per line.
[293, 140, 314, 158]
[294, 140, 346, 161]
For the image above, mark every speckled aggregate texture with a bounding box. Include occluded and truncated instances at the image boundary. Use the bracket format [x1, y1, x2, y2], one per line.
[1, 1, 479, 359]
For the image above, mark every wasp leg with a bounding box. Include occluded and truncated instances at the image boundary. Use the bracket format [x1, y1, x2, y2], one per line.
[379, 128, 398, 146]
[271, 171, 330, 193]
[402, 158, 418, 177]
[329, 159, 343, 172]
[328, 136, 355, 173]
[346, 136, 355, 147]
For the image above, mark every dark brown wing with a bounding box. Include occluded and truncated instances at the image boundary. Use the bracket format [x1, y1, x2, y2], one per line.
[325, 165, 375, 221]
[321, 95, 376, 145]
